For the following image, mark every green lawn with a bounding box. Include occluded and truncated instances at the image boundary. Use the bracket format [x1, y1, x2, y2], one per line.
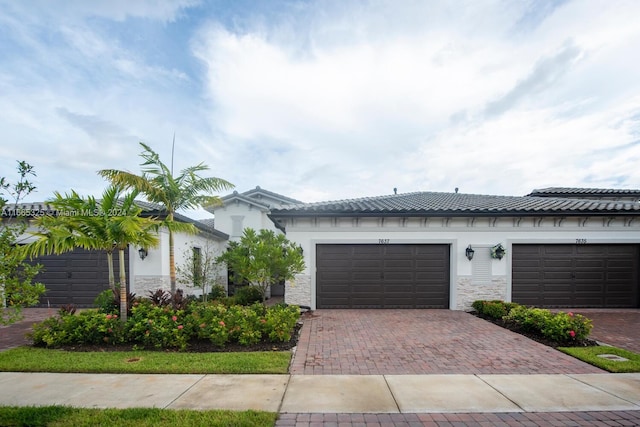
[0, 347, 291, 374]
[0, 406, 277, 427]
[558, 346, 640, 373]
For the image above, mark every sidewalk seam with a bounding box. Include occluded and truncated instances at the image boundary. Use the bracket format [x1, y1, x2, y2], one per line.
[475, 374, 526, 412]
[163, 374, 207, 409]
[382, 375, 402, 413]
[276, 374, 292, 414]
[567, 374, 640, 409]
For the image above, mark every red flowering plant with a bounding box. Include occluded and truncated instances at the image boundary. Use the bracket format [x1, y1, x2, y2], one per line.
[504, 305, 592, 344]
[125, 300, 189, 350]
[540, 311, 592, 343]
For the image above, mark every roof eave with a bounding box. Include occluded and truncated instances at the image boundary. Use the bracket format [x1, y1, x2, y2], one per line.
[269, 210, 640, 218]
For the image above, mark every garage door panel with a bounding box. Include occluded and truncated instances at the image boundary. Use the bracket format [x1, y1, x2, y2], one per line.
[542, 246, 574, 255]
[513, 244, 638, 308]
[33, 247, 129, 307]
[415, 259, 448, 268]
[317, 244, 450, 309]
[384, 259, 413, 268]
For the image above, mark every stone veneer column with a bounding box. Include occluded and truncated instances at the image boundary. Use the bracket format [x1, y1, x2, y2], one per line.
[456, 276, 507, 310]
[285, 274, 311, 307]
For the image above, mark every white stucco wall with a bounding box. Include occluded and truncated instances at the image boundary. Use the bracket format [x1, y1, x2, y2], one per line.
[213, 202, 278, 240]
[130, 228, 227, 297]
[279, 215, 640, 310]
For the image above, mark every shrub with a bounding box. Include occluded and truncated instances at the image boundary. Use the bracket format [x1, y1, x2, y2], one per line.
[94, 289, 118, 314]
[504, 305, 593, 344]
[190, 302, 231, 347]
[29, 300, 301, 350]
[472, 300, 519, 319]
[207, 285, 227, 301]
[233, 286, 263, 305]
[540, 311, 592, 343]
[264, 304, 300, 342]
[30, 310, 125, 347]
[126, 300, 189, 350]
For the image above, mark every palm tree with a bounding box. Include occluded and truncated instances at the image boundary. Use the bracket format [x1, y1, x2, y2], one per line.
[24, 186, 160, 321]
[98, 142, 234, 293]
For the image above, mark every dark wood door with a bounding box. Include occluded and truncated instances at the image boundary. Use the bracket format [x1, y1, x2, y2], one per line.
[316, 244, 450, 308]
[512, 244, 639, 308]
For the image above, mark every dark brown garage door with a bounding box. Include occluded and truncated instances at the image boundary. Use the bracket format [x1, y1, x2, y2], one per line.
[512, 244, 639, 308]
[33, 247, 129, 307]
[316, 244, 450, 308]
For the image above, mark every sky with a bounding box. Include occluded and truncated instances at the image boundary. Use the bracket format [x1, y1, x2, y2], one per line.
[1, 0, 640, 219]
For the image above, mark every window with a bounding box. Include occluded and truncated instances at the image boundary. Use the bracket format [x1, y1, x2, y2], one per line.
[192, 247, 202, 287]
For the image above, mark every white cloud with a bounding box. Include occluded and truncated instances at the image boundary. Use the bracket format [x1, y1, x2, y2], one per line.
[2, 0, 640, 211]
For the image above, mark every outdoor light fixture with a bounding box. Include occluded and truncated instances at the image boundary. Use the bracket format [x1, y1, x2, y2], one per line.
[491, 244, 506, 260]
[465, 245, 475, 261]
[138, 247, 148, 260]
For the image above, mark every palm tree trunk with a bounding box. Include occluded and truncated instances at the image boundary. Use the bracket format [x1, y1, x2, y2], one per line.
[119, 248, 127, 322]
[169, 229, 176, 293]
[107, 251, 115, 291]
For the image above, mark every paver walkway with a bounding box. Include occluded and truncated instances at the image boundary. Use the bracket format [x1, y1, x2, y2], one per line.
[290, 309, 603, 375]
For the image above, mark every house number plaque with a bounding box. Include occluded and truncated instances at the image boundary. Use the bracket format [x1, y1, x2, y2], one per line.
[576, 239, 587, 244]
[378, 239, 390, 244]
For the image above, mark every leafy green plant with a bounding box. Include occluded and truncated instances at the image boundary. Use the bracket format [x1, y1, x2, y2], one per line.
[126, 300, 189, 350]
[217, 228, 305, 301]
[0, 160, 47, 325]
[94, 289, 118, 314]
[471, 300, 519, 319]
[208, 285, 227, 301]
[504, 305, 592, 344]
[264, 304, 300, 342]
[29, 300, 301, 351]
[233, 286, 263, 306]
[30, 310, 126, 347]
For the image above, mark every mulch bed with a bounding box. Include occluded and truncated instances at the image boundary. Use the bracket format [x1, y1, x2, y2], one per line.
[472, 312, 598, 348]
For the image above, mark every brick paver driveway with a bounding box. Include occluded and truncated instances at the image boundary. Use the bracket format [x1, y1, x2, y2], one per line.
[575, 309, 640, 354]
[290, 309, 603, 375]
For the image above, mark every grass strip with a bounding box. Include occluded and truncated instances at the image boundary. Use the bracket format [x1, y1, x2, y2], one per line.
[558, 346, 640, 373]
[0, 347, 291, 374]
[0, 406, 277, 427]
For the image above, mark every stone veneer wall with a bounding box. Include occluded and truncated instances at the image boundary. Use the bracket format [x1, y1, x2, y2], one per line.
[134, 275, 171, 295]
[285, 274, 311, 307]
[456, 276, 507, 311]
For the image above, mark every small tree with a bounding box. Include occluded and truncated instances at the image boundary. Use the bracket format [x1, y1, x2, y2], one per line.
[176, 241, 225, 302]
[0, 161, 46, 324]
[217, 228, 305, 302]
[23, 187, 161, 322]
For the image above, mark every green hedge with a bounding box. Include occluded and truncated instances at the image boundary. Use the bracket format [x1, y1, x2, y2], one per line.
[30, 300, 300, 351]
[472, 299, 593, 344]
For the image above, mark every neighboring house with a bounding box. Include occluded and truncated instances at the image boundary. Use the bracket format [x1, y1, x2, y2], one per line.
[265, 188, 640, 311]
[2, 201, 228, 307]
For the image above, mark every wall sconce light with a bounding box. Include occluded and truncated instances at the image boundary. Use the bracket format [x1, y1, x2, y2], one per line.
[465, 245, 475, 261]
[138, 247, 148, 260]
[491, 243, 506, 260]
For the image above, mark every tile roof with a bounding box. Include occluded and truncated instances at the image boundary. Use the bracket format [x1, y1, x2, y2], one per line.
[527, 187, 640, 198]
[270, 191, 640, 217]
[240, 186, 303, 204]
[1, 200, 228, 239]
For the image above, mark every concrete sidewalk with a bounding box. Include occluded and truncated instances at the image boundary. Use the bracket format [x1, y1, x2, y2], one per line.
[0, 372, 638, 414]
